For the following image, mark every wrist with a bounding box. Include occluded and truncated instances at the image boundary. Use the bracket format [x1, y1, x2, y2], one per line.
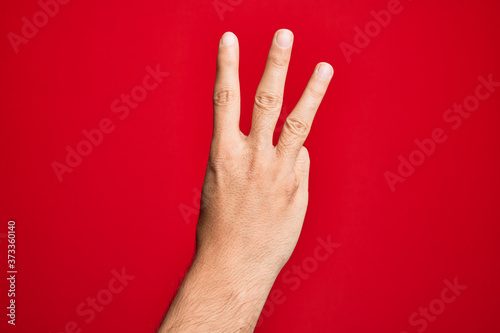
[161, 248, 278, 332]
[194, 243, 280, 288]
[192, 247, 277, 297]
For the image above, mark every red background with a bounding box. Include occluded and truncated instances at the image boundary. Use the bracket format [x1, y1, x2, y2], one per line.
[1, 0, 500, 332]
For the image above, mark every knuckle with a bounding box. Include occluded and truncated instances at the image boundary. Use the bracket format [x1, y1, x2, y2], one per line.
[213, 88, 238, 108]
[208, 155, 227, 172]
[268, 53, 288, 68]
[247, 155, 264, 175]
[254, 91, 282, 112]
[208, 144, 234, 171]
[285, 117, 310, 137]
[308, 86, 325, 100]
[245, 149, 271, 182]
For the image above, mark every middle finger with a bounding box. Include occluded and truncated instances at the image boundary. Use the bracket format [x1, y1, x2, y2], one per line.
[249, 29, 294, 146]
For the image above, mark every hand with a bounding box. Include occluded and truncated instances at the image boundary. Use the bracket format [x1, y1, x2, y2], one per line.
[197, 28, 333, 279]
[160, 29, 333, 332]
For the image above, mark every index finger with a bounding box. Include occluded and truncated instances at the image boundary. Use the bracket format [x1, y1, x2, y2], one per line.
[213, 32, 241, 142]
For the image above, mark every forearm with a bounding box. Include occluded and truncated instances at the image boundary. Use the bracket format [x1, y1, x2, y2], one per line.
[159, 249, 277, 332]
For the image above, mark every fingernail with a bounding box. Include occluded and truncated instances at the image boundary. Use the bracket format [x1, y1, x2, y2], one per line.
[221, 32, 236, 46]
[276, 30, 293, 48]
[317, 63, 333, 80]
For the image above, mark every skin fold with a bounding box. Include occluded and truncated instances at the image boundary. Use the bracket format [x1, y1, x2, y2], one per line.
[159, 29, 333, 332]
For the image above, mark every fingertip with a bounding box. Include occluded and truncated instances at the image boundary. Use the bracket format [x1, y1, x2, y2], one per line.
[220, 31, 237, 47]
[316, 62, 334, 80]
[275, 29, 294, 49]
